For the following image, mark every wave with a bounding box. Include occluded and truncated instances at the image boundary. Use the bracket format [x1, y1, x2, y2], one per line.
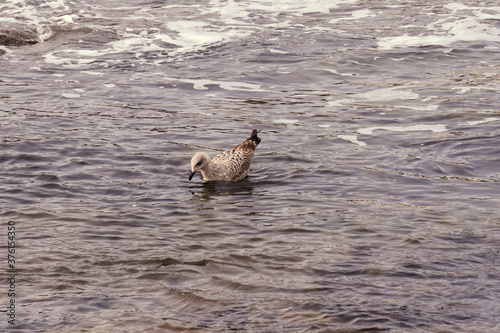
[0, 23, 54, 46]
[0, 0, 74, 46]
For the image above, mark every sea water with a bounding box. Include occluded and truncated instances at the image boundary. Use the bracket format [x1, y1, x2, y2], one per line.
[1, 0, 499, 331]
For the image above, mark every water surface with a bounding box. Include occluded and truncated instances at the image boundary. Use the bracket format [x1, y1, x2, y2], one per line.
[1, 0, 500, 332]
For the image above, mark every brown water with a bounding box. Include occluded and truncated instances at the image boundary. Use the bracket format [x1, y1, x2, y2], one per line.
[1, 0, 500, 332]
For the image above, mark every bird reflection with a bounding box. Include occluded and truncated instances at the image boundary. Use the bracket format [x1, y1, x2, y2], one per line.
[189, 178, 255, 200]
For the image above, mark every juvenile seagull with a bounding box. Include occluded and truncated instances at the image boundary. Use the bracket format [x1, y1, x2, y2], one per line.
[189, 129, 261, 182]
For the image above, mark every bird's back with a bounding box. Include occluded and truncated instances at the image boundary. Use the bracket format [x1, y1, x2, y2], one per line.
[210, 129, 260, 181]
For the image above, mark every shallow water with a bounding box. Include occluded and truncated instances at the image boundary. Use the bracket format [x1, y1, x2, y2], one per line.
[1, 0, 500, 332]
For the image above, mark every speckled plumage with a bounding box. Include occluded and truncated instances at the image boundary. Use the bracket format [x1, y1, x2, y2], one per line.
[189, 129, 261, 182]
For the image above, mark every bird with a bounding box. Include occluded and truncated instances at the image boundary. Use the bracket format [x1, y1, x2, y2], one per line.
[189, 129, 261, 182]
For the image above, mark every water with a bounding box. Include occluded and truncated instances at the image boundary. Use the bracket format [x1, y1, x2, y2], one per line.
[1, 0, 500, 331]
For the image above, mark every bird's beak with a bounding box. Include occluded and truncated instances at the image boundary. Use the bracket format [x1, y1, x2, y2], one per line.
[189, 170, 196, 181]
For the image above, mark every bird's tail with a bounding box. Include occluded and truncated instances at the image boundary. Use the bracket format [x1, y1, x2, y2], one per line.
[248, 129, 261, 146]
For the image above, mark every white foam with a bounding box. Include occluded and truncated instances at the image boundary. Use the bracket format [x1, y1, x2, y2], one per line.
[328, 87, 420, 107]
[356, 87, 420, 102]
[206, 0, 358, 18]
[269, 48, 288, 54]
[466, 117, 499, 126]
[166, 78, 266, 92]
[57, 14, 78, 24]
[443, 3, 470, 11]
[325, 69, 358, 77]
[273, 119, 299, 124]
[32, 0, 363, 67]
[378, 4, 500, 50]
[328, 99, 354, 107]
[358, 124, 447, 135]
[0, 45, 13, 54]
[82, 71, 106, 76]
[219, 81, 266, 92]
[402, 104, 439, 111]
[62, 93, 81, 99]
[0, 0, 67, 44]
[338, 135, 367, 146]
[329, 8, 375, 24]
[43, 0, 69, 11]
[43, 49, 100, 68]
[167, 20, 232, 52]
[37, 26, 55, 42]
[452, 87, 473, 94]
[379, 35, 446, 51]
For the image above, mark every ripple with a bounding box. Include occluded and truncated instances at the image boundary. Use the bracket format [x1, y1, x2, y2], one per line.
[4, 0, 500, 332]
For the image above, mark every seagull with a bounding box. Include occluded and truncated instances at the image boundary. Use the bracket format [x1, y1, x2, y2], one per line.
[189, 129, 261, 182]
